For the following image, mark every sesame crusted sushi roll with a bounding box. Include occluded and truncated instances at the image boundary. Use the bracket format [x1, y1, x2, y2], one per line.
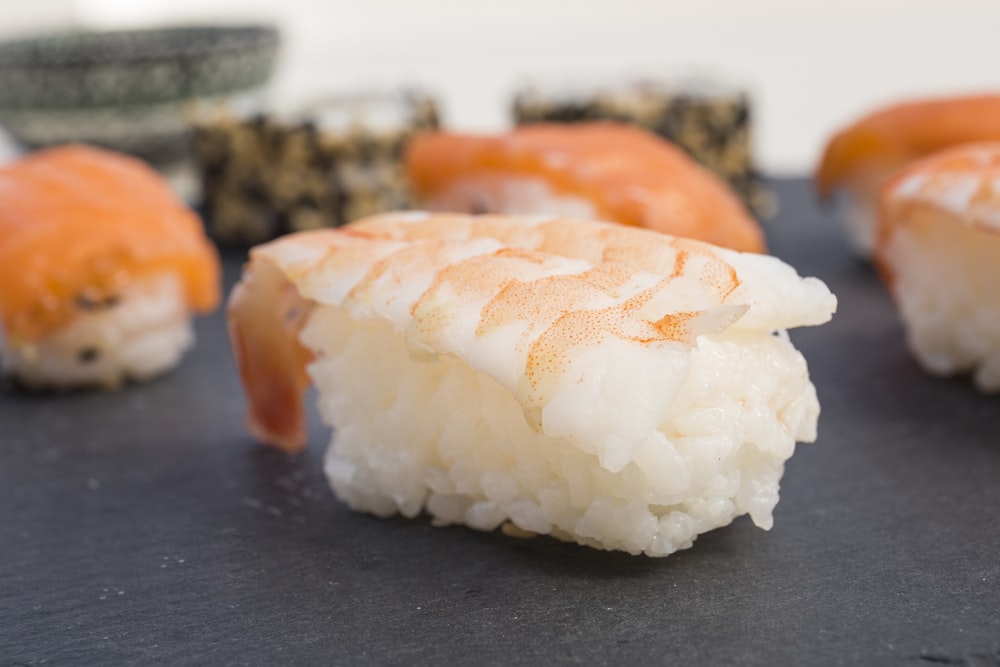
[0, 145, 221, 389]
[406, 123, 767, 254]
[816, 94, 1000, 256]
[191, 90, 441, 245]
[228, 212, 836, 556]
[876, 143, 1000, 392]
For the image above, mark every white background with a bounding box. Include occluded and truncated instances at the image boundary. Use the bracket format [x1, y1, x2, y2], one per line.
[2, 0, 999, 173]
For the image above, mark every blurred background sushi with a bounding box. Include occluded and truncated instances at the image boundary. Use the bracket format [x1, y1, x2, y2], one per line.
[2, 0, 999, 243]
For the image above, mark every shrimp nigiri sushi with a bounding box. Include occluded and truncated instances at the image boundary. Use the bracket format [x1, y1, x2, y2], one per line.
[876, 143, 1000, 392]
[405, 123, 766, 254]
[0, 145, 221, 389]
[816, 94, 1000, 255]
[228, 212, 835, 556]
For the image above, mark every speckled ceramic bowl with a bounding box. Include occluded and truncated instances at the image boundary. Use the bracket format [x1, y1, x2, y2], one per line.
[0, 25, 280, 162]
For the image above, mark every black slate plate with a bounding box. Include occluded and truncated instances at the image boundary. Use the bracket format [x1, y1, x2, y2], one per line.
[2, 180, 999, 666]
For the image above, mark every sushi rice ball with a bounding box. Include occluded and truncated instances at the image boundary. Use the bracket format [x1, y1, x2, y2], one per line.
[877, 142, 1000, 392]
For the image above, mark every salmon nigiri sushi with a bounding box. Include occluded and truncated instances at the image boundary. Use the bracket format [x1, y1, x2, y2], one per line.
[0, 145, 221, 389]
[405, 123, 766, 253]
[876, 142, 1000, 392]
[228, 212, 835, 556]
[816, 94, 1000, 255]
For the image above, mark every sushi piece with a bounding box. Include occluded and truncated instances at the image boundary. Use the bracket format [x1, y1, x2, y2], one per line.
[512, 77, 774, 217]
[816, 94, 1000, 255]
[228, 212, 836, 556]
[191, 90, 441, 245]
[0, 144, 221, 389]
[405, 123, 767, 254]
[876, 142, 1000, 392]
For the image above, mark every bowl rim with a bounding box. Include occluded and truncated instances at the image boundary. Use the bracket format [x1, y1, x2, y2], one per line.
[0, 24, 280, 67]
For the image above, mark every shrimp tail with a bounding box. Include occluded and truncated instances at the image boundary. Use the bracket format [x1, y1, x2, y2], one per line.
[227, 258, 313, 453]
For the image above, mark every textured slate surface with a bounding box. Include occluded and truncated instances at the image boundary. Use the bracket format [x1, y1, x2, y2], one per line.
[2, 180, 999, 666]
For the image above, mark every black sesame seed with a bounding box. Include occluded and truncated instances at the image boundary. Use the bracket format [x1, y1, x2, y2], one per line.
[468, 198, 491, 215]
[77, 347, 100, 364]
[75, 294, 120, 311]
